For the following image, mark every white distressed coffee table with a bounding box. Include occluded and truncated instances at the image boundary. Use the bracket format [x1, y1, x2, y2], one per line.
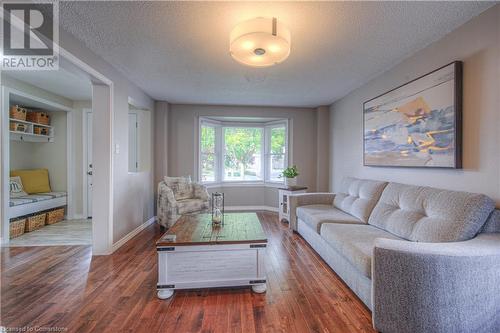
[156, 212, 267, 299]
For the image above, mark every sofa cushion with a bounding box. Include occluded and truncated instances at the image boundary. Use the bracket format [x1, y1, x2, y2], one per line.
[321, 224, 403, 278]
[482, 209, 500, 233]
[177, 199, 208, 215]
[334, 177, 387, 223]
[297, 205, 363, 233]
[369, 182, 495, 242]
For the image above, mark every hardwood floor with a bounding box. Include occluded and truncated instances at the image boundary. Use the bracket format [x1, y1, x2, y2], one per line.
[1, 212, 375, 333]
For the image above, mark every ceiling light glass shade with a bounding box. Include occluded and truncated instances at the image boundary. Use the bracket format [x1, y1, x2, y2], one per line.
[229, 17, 291, 68]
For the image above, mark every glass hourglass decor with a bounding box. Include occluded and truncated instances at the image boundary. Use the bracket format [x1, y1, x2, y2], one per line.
[211, 192, 225, 226]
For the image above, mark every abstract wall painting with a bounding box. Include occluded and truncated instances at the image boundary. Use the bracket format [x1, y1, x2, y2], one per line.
[363, 61, 462, 168]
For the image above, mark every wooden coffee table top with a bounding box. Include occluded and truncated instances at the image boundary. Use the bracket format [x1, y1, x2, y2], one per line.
[157, 213, 267, 246]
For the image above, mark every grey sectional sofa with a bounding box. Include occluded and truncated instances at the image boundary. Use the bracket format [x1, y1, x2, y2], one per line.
[289, 177, 500, 333]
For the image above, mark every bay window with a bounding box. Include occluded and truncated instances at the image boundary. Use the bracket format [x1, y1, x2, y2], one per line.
[199, 117, 288, 184]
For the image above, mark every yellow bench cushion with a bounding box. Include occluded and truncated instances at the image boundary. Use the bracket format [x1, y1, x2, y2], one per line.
[10, 169, 52, 194]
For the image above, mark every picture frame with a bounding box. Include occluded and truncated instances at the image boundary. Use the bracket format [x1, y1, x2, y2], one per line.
[363, 61, 462, 168]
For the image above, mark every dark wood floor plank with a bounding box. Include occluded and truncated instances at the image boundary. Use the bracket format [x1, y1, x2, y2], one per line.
[1, 211, 375, 332]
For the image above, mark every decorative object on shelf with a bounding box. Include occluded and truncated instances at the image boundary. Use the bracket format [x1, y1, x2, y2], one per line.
[46, 207, 65, 225]
[27, 110, 50, 125]
[211, 192, 225, 226]
[230, 17, 291, 67]
[33, 126, 49, 136]
[10, 122, 26, 133]
[364, 61, 462, 168]
[9, 105, 27, 121]
[281, 165, 299, 187]
[9, 218, 26, 239]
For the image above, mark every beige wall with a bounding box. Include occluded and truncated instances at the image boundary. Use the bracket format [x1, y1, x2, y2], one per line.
[330, 5, 500, 205]
[165, 104, 323, 207]
[154, 101, 169, 189]
[316, 106, 330, 192]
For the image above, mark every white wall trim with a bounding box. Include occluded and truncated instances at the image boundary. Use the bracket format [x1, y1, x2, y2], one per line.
[66, 110, 74, 219]
[111, 216, 157, 253]
[82, 108, 92, 219]
[225, 205, 278, 213]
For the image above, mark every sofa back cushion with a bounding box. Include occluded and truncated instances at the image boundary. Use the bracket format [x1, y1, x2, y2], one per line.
[164, 176, 193, 200]
[334, 177, 388, 223]
[482, 209, 500, 233]
[368, 182, 495, 242]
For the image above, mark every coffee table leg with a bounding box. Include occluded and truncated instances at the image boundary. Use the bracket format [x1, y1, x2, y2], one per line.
[252, 283, 267, 294]
[157, 289, 174, 299]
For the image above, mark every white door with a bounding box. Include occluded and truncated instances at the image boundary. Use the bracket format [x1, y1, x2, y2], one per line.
[86, 112, 93, 218]
[128, 113, 138, 172]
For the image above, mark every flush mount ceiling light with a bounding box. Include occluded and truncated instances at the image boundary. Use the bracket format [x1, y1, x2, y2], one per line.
[229, 17, 291, 68]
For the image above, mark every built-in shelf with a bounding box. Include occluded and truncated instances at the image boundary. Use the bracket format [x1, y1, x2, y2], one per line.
[9, 118, 51, 128]
[10, 131, 54, 143]
[9, 118, 54, 143]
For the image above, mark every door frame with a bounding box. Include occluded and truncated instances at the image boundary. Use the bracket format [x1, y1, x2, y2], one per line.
[0, 43, 114, 255]
[82, 108, 92, 219]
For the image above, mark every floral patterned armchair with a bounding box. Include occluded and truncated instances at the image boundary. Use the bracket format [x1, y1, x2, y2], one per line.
[157, 176, 210, 228]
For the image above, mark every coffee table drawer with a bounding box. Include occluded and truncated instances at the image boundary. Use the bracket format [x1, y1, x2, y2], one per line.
[157, 243, 266, 297]
[166, 249, 257, 282]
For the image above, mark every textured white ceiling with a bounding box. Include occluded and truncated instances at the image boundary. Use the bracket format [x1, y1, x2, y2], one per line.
[6, 66, 92, 100]
[60, 1, 493, 107]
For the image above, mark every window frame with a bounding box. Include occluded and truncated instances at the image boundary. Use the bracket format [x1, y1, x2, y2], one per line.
[198, 117, 289, 186]
[264, 121, 289, 184]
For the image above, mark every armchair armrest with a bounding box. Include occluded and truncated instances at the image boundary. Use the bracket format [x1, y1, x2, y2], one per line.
[372, 233, 500, 333]
[288, 193, 335, 231]
[157, 182, 177, 228]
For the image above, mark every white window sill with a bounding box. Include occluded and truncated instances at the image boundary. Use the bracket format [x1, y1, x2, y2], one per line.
[203, 181, 284, 189]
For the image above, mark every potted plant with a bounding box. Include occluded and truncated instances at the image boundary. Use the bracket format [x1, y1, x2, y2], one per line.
[281, 165, 299, 187]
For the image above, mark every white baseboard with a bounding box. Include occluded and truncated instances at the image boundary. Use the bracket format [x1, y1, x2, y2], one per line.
[225, 205, 278, 213]
[112, 216, 157, 253]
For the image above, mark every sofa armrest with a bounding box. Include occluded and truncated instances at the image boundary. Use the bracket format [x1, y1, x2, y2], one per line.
[192, 183, 210, 203]
[372, 233, 500, 333]
[288, 193, 335, 231]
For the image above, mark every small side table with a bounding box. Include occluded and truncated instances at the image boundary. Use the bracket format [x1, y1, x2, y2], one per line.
[278, 186, 307, 223]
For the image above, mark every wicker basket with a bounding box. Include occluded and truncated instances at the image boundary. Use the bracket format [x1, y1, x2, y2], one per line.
[34, 126, 49, 136]
[46, 207, 65, 225]
[27, 111, 50, 125]
[9, 105, 27, 121]
[10, 122, 27, 133]
[26, 212, 46, 232]
[10, 218, 26, 239]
